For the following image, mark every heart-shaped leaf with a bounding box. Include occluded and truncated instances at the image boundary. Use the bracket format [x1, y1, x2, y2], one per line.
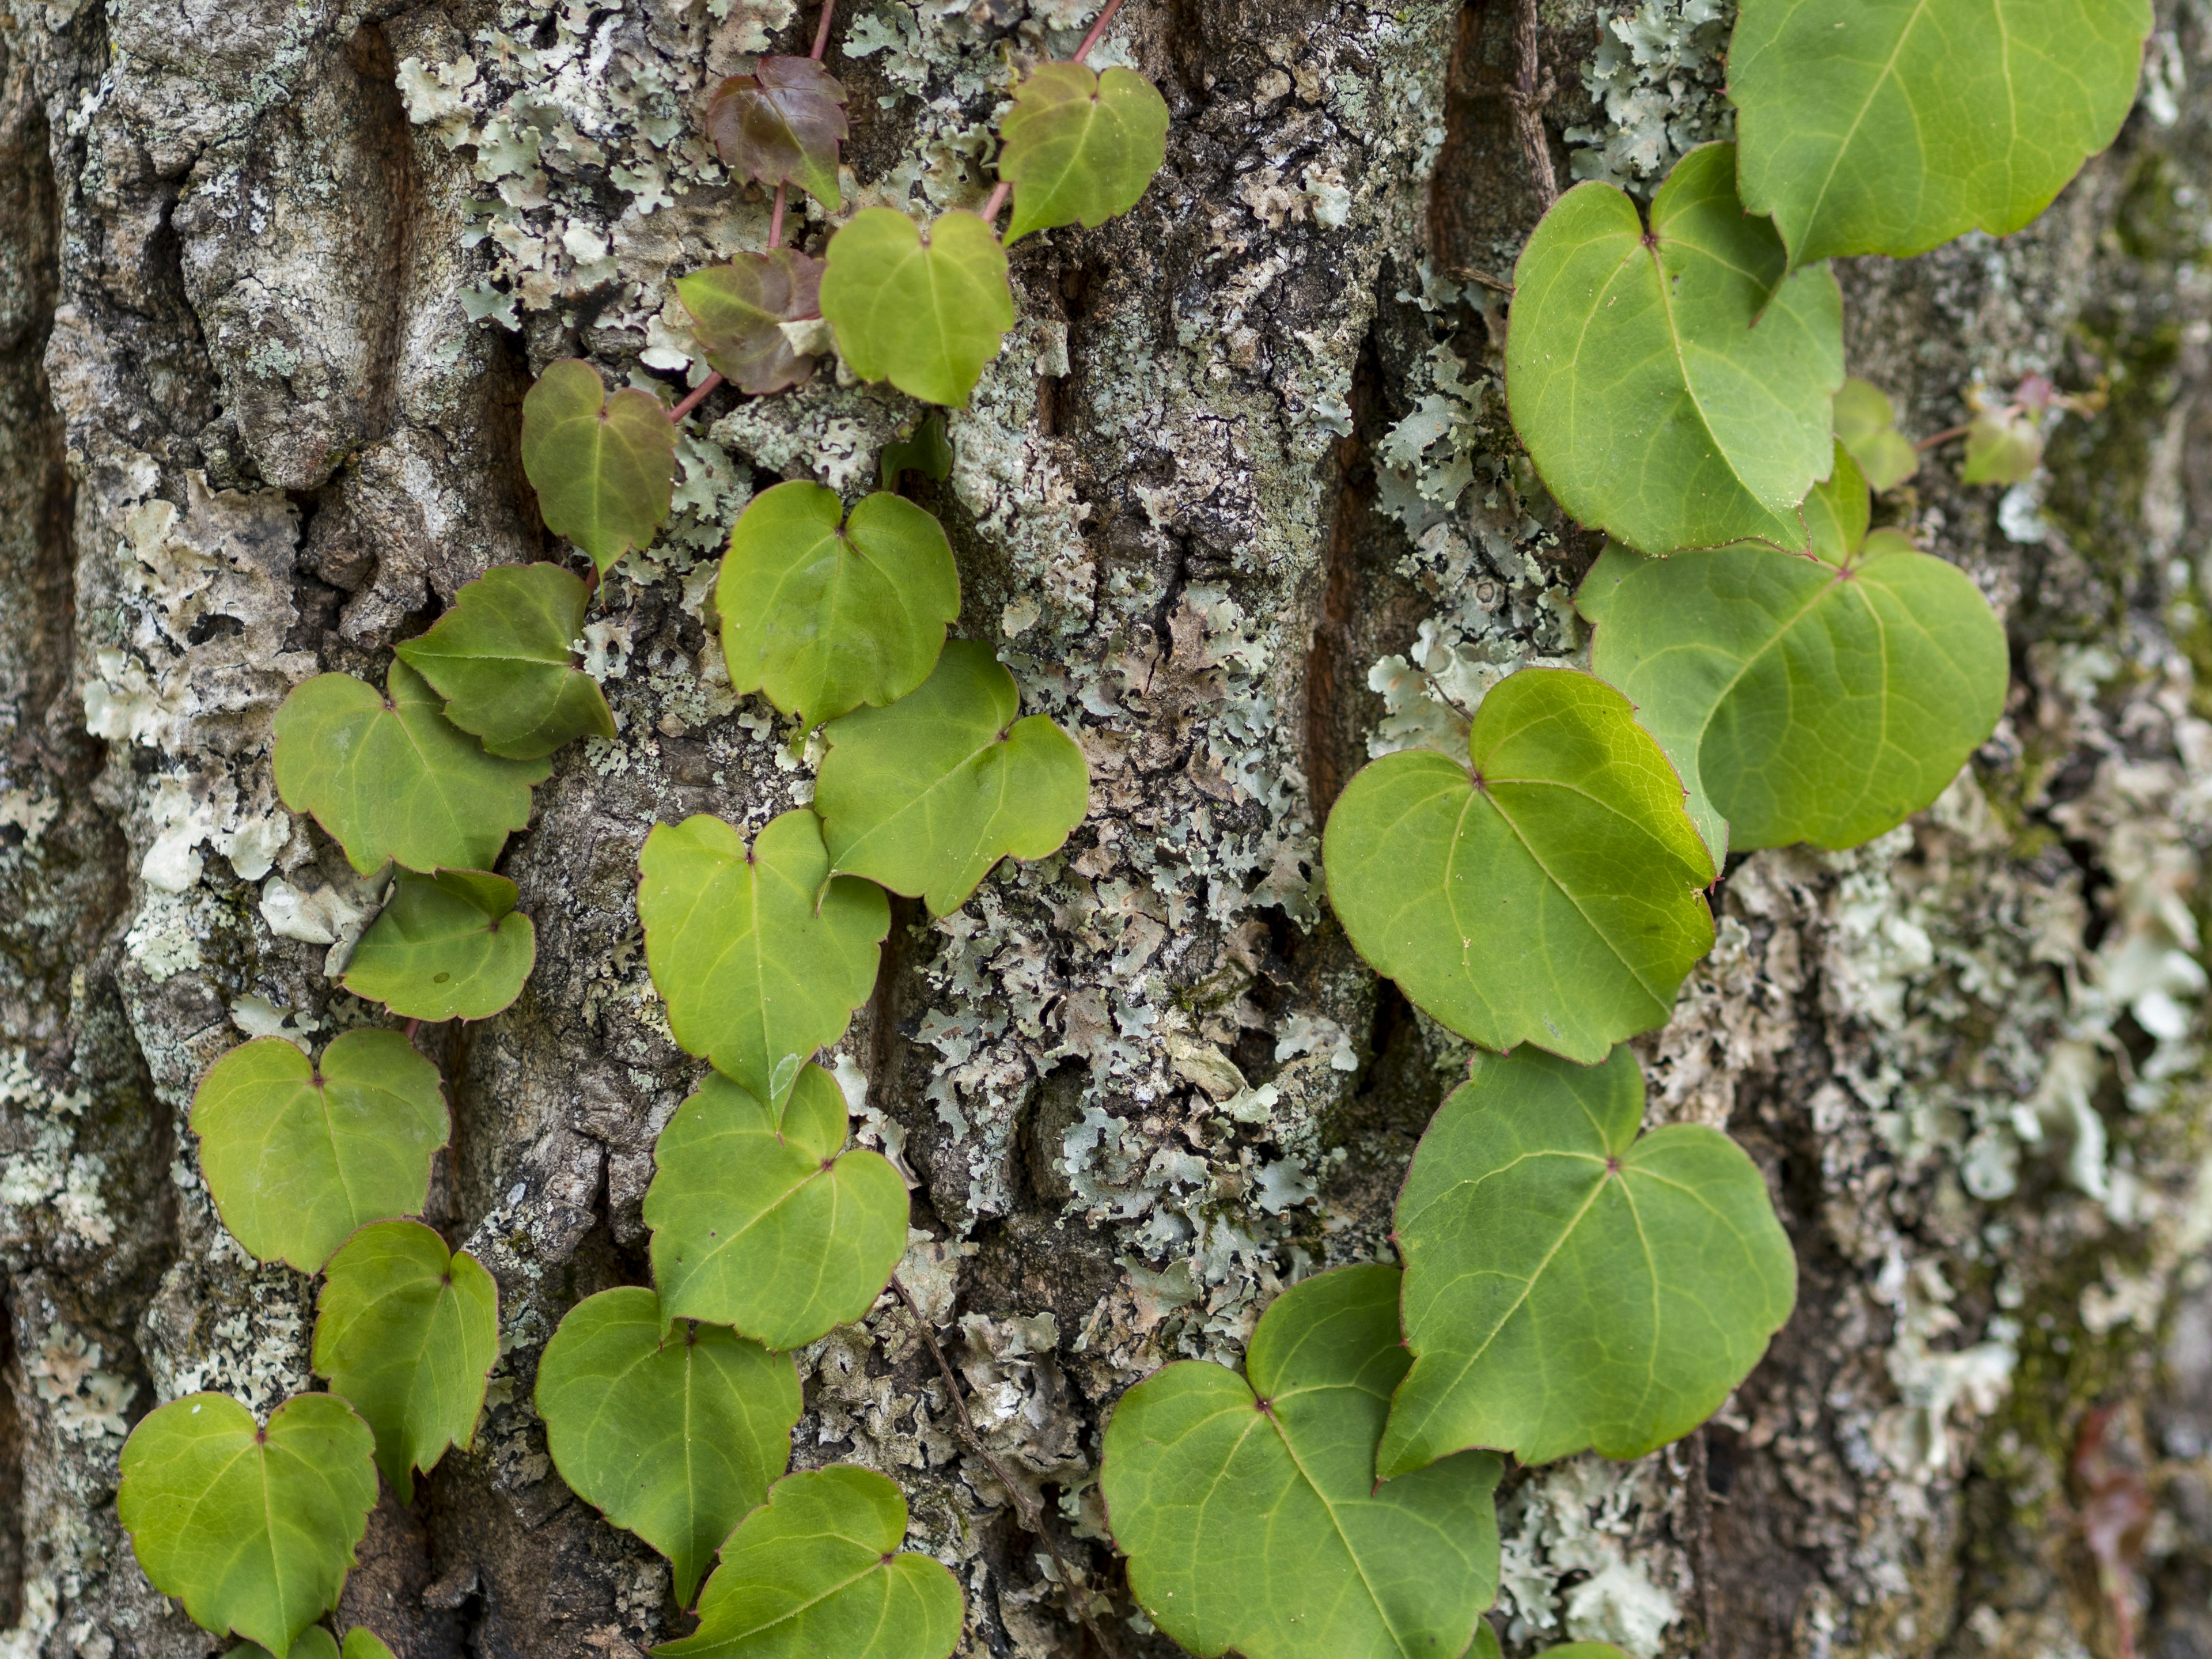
[998, 62, 1171, 243]
[815, 641, 1090, 915]
[1832, 378, 1919, 493]
[339, 869, 537, 1022]
[1961, 406, 2044, 485]
[1102, 1264, 1502, 1659]
[677, 252, 827, 397]
[1505, 142, 1844, 556]
[1730, 0, 2152, 266]
[1321, 667, 1715, 1064]
[342, 1635, 397, 1659]
[521, 359, 677, 575]
[1380, 1045, 1797, 1474]
[654, 1467, 963, 1659]
[274, 662, 550, 876]
[119, 1392, 377, 1653]
[820, 209, 1014, 408]
[704, 56, 849, 210]
[536, 1286, 801, 1608]
[312, 1219, 499, 1505]
[637, 810, 889, 1104]
[715, 481, 960, 728]
[646, 1063, 907, 1350]
[393, 563, 614, 760]
[191, 1031, 448, 1272]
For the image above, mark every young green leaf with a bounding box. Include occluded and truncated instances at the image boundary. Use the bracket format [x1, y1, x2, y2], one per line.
[646, 1063, 907, 1350]
[1505, 142, 1844, 556]
[520, 359, 676, 575]
[1730, 0, 2152, 266]
[704, 57, 849, 210]
[715, 480, 960, 728]
[677, 252, 827, 397]
[878, 411, 953, 493]
[815, 641, 1089, 915]
[339, 869, 537, 1022]
[393, 563, 615, 760]
[536, 1286, 801, 1608]
[313, 1219, 499, 1505]
[342, 1634, 399, 1659]
[227, 1634, 339, 1659]
[1380, 1045, 1797, 1475]
[654, 1466, 963, 1659]
[998, 62, 1170, 243]
[1101, 1264, 1502, 1659]
[119, 1392, 377, 1654]
[1961, 406, 2044, 485]
[274, 661, 549, 876]
[637, 810, 889, 1104]
[1321, 668, 1715, 1065]
[820, 209, 1014, 408]
[190, 1032, 448, 1272]
[1831, 378, 1919, 493]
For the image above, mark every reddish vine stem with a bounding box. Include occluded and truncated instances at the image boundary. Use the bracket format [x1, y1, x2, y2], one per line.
[668, 373, 724, 423]
[811, 0, 837, 59]
[1074, 0, 1126, 63]
[769, 181, 789, 248]
[1913, 421, 1974, 451]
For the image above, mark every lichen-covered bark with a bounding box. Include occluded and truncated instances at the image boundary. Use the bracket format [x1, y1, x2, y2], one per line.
[3, 0, 2211, 1654]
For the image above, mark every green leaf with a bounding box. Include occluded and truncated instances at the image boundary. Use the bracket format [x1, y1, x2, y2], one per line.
[879, 411, 953, 493]
[1101, 1264, 1502, 1659]
[816, 641, 1090, 916]
[637, 810, 889, 1104]
[190, 1032, 448, 1273]
[119, 1392, 377, 1653]
[645, 1063, 908, 1350]
[715, 481, 960, 728]
[312, 1219, 499, 1505]
[1832, 378, 1919, 493]
[654, 1467, 964, 1659]
[394, 563, 615, 760]
[1730, 0, 2152, 266]
[998, 62, 1171, 243]
[677, 253, 827, 397]
[1961, 406, 2044, 485]
[704, 57, 848, 210]
[342, 1634, 399, 1659]
[536, 1286, 801, 1608]
[1505, 142, 1843, 556]
[1380, 1045, 1797, 1474]
[521, 359, 676, 574]
[1321, 668, 1715, 1064]
[227, 1630, 338, 1659]
[820, 209, 1014, 408]
[339, 869, 537, 1022]
[274, 662, 549, 876]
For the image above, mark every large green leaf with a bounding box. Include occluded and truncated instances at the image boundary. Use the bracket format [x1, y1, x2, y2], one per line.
[999, 62, 1170, 243]
[1730, 0, 2152, 266]
[646, 1063, 907, 1350]
[190, 1032, 448, 1273]
[819, 209, 1014, 408]
[273, 662, 549, 876]
[1505, 142, 1843, 556]
[536, 1286, 801, 1608]
[312, 1219, 499, 1505]
[654, 1467, 963, 1659]
[815, 641, 1089, 916]
[394, 563, 614, 760]
[339, 869, 537, 1022]
[1321, 668, 1715, 1064]
[677, 253, 827, 397]
[1101, 1264, 1502, 1659]
[119, 1392, 377, 1654]
[521, 358, 676, 574]
[1379, 1046, 1796, 1476]
[704, 57, 847, 210]
[715, 480, 959, 728]
[637, 811, 889, 1104]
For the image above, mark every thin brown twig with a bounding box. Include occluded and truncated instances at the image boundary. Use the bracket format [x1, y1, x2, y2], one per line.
[1074, 0, 1126, 63]
[668, 372, 724, 423]
[1507, 0, 1557, 208]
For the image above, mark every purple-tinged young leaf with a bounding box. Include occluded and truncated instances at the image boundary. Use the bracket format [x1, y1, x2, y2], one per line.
[705, 57, 848, 210]
[676, 251, 825, 396]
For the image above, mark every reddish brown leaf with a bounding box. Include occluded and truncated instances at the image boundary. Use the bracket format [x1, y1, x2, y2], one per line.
[704, 57, 847, 210]
[676, 251, 825, 396]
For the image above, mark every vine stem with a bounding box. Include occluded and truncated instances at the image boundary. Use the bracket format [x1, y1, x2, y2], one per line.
[1913, 420, 1974, 451]
[668, 373, 724, 423]
[769, 181, 789, 248]
[811, 0, 836, 59]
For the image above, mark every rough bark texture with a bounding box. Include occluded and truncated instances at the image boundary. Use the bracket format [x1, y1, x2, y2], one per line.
[3, 0, 2212, 1654]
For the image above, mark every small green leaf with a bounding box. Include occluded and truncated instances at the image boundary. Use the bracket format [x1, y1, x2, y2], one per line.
[313, 1219, 500, 1505]
[1101, 1264, 1502, 1659]
[119, 1392, 377, 1653]
[715, 480, 960, 728]
[190, 1032, 448, 1273]
[1799, 443, 1871, 566]
[339, 869, 537, 1022]
[274, 662, 549, 876]
[394, 564, 614, 760]
[1961, 406, 2044, 485]
[1831, 378, 1919, 493]
[521, 359, 676, 574]
[998, 62, 1170, 243]
[820, 209, 1014, 408]
[646, 1063, 908, 1350]
[1505, 142, 1843, 555]
[816, 641, 1090, 916]
[704, 57, 848, 210]
[1321, 668, 1715, 1064]
[654, 1467, 963, 1659]
[1380, 1046, 1797, 1474]
[536, 1286, 801, 1608]
[226, 1630, 339, 1659]
[878, 411, 953, 493]
[676, 252, 827, 397]
[342, 1633, 399, 1659]
[1730, 0, 2152, 265]
[637, 810, 889, 1103]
